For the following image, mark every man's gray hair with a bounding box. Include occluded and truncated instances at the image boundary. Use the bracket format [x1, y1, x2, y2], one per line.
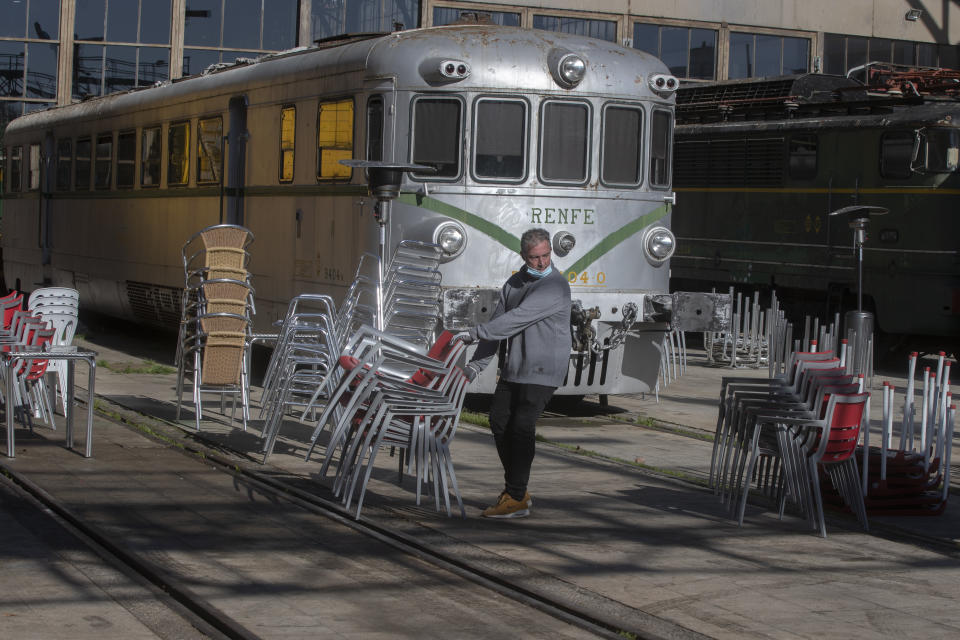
[520, 228, 551, 257]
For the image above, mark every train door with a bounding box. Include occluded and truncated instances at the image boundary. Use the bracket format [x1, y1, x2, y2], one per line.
[225, 95, 248, 225]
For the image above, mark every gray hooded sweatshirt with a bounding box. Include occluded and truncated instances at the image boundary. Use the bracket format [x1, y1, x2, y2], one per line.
[467, 265, 572, 387]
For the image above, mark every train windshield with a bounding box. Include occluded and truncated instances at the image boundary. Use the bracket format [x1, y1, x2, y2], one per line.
[474, 98, 526, 181]
[919, 128, 960, 173]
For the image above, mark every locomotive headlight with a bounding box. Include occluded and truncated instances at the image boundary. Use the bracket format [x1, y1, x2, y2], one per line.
[553, 231, 576, 257]
[549, 49, 587, 89]
[433, 221, 467, 261]
[643, 226, 675, 264]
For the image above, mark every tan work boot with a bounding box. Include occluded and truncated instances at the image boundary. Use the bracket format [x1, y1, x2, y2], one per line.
[482, 491, 532, 518]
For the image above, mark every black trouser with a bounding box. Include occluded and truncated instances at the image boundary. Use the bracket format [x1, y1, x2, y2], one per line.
[488, 380, 556, 501]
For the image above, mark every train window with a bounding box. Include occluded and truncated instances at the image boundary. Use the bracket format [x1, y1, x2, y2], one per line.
[279, 106, 295, 183]
[168, 121, 190, 186]
[540, 101, 589, 184]
[8, 146, 22, 193]
[366, 96, 383, 162]
[116, 131, 136, 188]
[197, 117, 223, 184]
[316, 99, 353, 180]
[56, 139, 72, 191]
[601, 104, 643, 187]
[28, 144, 41, 191]
[75, 138, 92, 190]
[141, 126, 161, 187]
[473, 98, 527, 182]
[918, 128, 959, 173]
[788, 135, 817, 180]
[650, 109, 672, 188]
[411, 96, 461, 179]
[880, 131, 913, 179]
[95, 135, 113, 189]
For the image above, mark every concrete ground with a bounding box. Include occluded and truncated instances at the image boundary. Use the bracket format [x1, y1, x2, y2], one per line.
[1, 327, 957, 639]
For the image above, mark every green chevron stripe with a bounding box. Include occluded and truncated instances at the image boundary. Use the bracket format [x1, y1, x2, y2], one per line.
[565, 203, 670, 275]
[398, 193, 520, 252]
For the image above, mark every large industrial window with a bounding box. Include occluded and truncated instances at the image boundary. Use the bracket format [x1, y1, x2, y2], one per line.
[316, 99, 353, 180]
[197, 116, 223, 184]
[788, 135, 817, 180]
[75, 138, 92, 190]
[634, 23, 716, 80]
[432, 7, 519, 26]
[880, 131, 914, 179]
[117, 130, 136, 188]
[168, 121, 190, 186]
[728, 33, 810, 78]
[279, 106, 295, 183]
[533, 15, 616, 42]
[95, 134, 113, 189]
[8, 146, 21, 192]
[540, 101, 589, 184]
[650, 110, 672, 188]
[56, 139, 72, 191]
[474, 98, 526, 181]
[28, 143, 40, 190]
[366, 96, 383, 162]
[824, 34, 943, 75]
[411, 97, 461, 179]
[141, 126, 161, 187]
[602, 105, 643, 187]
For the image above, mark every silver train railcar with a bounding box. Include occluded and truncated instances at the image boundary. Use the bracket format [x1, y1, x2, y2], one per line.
[2, 25, 709, 395]
[671, 70, 960, 349]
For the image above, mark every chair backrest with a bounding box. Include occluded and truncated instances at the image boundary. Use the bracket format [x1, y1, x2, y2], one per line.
[28, 287, 79, 310]
[2, 293, 24, 331]
[817, 392, 870, 463]
[38, 310, 78, 347]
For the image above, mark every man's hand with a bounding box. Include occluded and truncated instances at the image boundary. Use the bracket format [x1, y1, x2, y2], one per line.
[463, 363, 479, 382]
[451, 331, 474, 345]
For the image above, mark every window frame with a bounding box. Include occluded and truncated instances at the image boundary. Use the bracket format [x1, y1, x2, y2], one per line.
[94, 133, 113, 190]
[879, 130, 915, 180]
[649, 108, 673, 189]
[141, 125, 162, 188]
[538, 98, 592, 186]
[167, 120, 191, 187]
[8, 146, 22, 193]
[75, 137, 92, 191]
[366, 95, 384, 162]
[409, 94, 464, 182]
[315, 97, 355, 182]
[279, 105, 296, 183]
[116, 129, 137, 189]
[470, 95, 529, 184]
[56, 138, 73, 191]
[600, 101, 645, 188]
[28, 143, 41, 191]
[196, 115, 224, 185]
[788, 133, 818, 181]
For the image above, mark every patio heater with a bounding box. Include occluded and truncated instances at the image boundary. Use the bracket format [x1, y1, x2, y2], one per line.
[828, 205, 889, 379]
[340, 160, 433, 330]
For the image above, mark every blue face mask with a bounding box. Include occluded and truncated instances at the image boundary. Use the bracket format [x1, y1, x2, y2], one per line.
[526, 264, 553, 279]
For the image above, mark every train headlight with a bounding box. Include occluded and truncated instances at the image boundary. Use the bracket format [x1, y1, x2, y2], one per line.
[433, 221, 467, 261]
[549, 49, 587, 89]
[643, 226, 675, 264]
[553, 231, 576, 257]
[648, 73, 679, 96]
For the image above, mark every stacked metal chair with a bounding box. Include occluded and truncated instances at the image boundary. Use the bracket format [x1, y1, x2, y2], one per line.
[257, 240, 444, 460]
[175, 224, 255, 431]
[27, 287, 79, 414]
[0, 291, 59, 430]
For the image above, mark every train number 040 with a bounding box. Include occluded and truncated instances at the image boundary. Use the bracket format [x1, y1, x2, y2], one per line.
[567, 271, 606, 285]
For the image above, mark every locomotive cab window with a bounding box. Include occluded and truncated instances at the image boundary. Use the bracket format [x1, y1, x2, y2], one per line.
[473, 97, 527, 182]
[788, 135, 817, 180]
[880, 131, 914, 179]
[197, 117, 223, 184]
[28, 143, 41, 191]
[317, 98, 353, 180]
[75, 138, 92, 190]
[412, 96, 462, 179]
[168, 121, 190, 186]
[650, 109, 672, 188]
[279, 106, 295, 183]
[95, 134, 113, 189]
[56, 139, 72, 191]
[917, 127, 959, 173]
[141, 126, 161, 187]
[8, 146, 22, 193]
[117, 130, 136, 189]
[366, 96, 383, 162]
[540, 100, 589, 184]
[601, 104, 643, 187]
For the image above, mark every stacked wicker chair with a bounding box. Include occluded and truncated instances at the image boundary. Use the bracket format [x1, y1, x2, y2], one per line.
[175, 224, 255, 431]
